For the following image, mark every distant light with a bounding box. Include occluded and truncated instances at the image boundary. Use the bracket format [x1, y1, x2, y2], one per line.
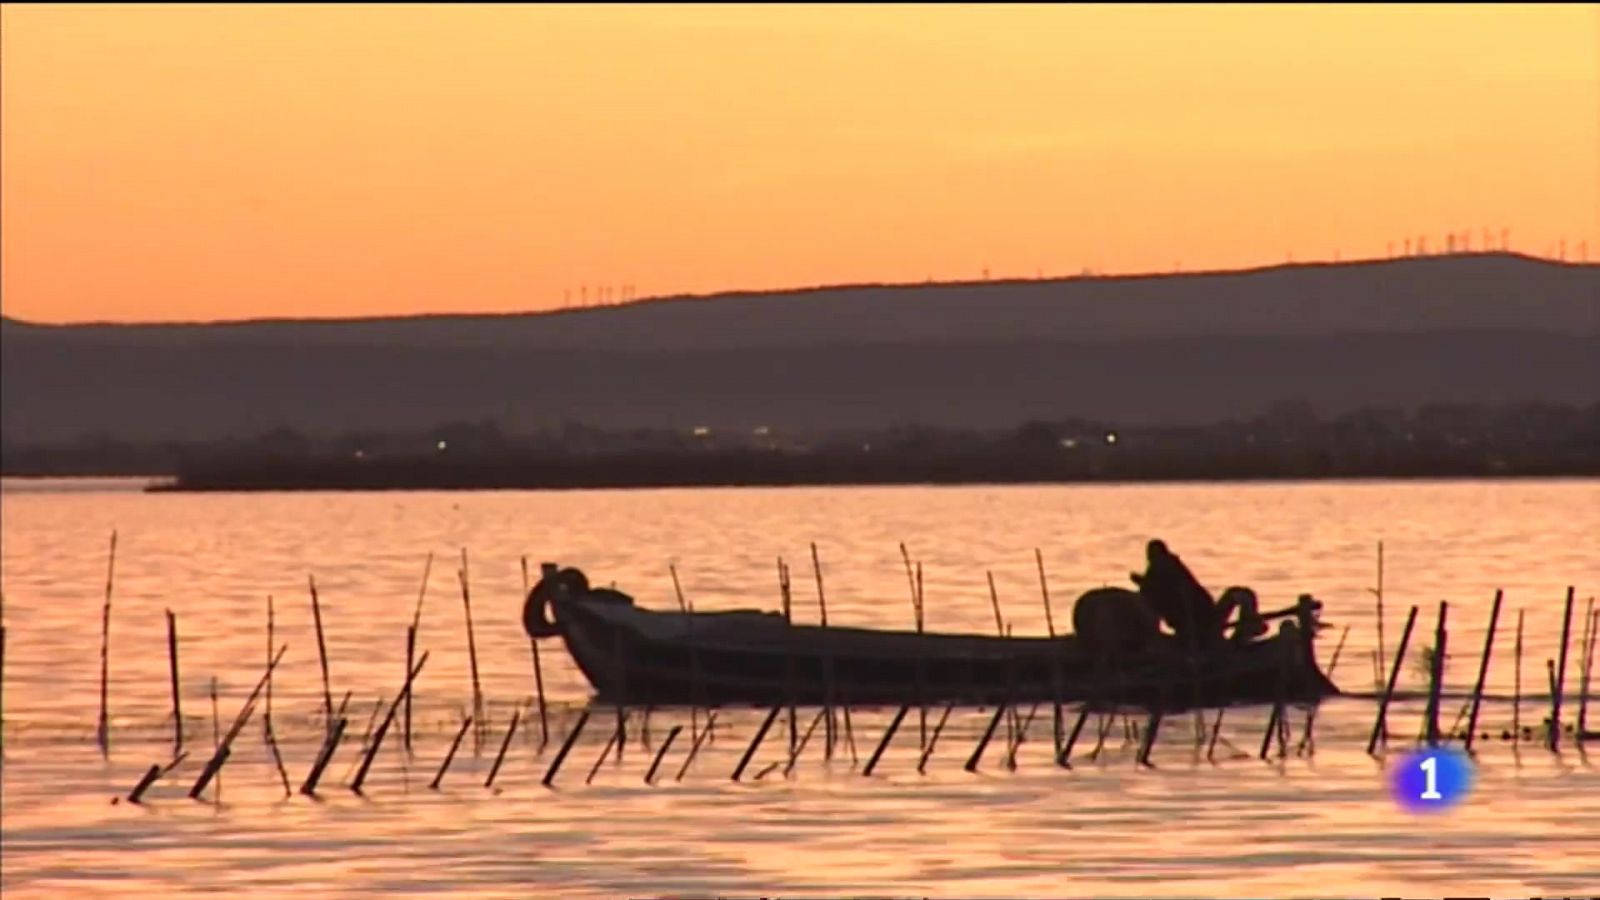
[354, 449, 366, 459]
[1105, 432, 1118, 445]
[861, 443, 872, 452]
[1059, 438, 1078, 449]
[437, 440, 448, 451]
[693, 426, 710, 438]
[753, 425, 771, 436]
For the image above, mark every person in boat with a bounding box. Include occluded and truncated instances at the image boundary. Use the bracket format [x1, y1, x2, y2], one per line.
[1131, 539, 1223, 649]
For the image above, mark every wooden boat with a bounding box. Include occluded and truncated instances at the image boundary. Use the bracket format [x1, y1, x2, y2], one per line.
[523, 563, 1341, 711]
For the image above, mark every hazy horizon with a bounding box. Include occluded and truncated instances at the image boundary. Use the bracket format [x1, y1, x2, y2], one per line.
[2, 250, 1592, 328]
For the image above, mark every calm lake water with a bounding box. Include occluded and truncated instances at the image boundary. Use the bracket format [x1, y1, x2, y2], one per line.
[2, 478, 1597, 898]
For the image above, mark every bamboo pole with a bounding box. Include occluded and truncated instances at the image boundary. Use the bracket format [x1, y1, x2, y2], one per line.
[429, 715, 474, 790]
[1374, 541, 1386, 683]
[644, 724, 684, 784]
[1577, 603, 1596, 742]
[785, 708, 826, 778]
[192, 646, 288, 799]
[1036, 549, 1066, 759]
[1462, 590, 1504, 752]
[265, 720, 291, 797]
[127, 751, 189, 804]
[586, 727, 622, 784]
[542, 709, 591, 787]
[457, 550, 484, 752]
[675, 710, 717, 781]
[264, 595, 275, 739]
[406, 552, 433, 752]
[964, 702, 1008, 772]
[208, 676, 220, 798]
[900, 544, 927, 753]
[1205, 709, 1225, 762]
[1550, 587, 1575, 750]
[1058, 706, 1091, 767]
[484, 711, 521, 789]
[917, 702, 955, 773]
[520, 557, 550, 748]
[97, 530, 117, 756]
[1366, 605, 1420, 756]
[1425, 602, 1449, 747]
[309, 575, 334, 736]
[1137, 709, 1163, 767]
[351, 651, 430, 794]
[1513, 609, 1524, 748]
[166, 609, 182, 753]
[300, 717, 350, 796]
[669, 563, 701, 744]
[863, 705, 910, 776]
[1296, 624, 1350, 756]
[779, 558, 797, 755]
[811, 543, 836, 760]
[732, 706, 783, 781]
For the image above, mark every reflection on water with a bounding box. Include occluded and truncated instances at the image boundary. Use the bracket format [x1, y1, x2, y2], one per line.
[2, 479, 1597, 897]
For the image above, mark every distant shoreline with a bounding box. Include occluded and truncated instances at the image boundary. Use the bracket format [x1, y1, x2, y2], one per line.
[144, 452, 1600, 493]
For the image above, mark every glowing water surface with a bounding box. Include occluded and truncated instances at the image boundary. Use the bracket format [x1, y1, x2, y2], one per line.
[2, 479, 1597, 897]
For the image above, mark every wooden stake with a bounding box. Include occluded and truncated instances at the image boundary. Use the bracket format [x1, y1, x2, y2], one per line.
[1366, 605, 1420, 756]
[520, 557, 550, 747]
[863, 705, 910, 776]
[300, 717, 349, 795]
[1137, 709, 1163, 767]
[785, 708, 826, 777]
[1374, 541, 1386, 687]
[669, 563, 701, 744]
[1425, 601, 1448, 747]
[430, 715, 474, 790]
[811, 543, 836, 760]
[97, 530, 117, 756]
[644, 724, 684, 784]
[779, 558, 798, 755]
[675, 710, 717, 781]
[351, 651, 430, 794]
[965, 702, 1008, 772]
[457, 550, 484, 751]
[1205, 708, 1226, 762]
[166, 609, 182, 753]
[127, 751, 189, 804]
[1550, 587, 1575, 751]
[1294, 624, 1350, 756]
[542, 709, 591, 787]
[1463, 590, 1503, 752]
[265, 722, 291, 797]
[732, 706, 783, 781]
[192, 646, 288, 799]
[484, 710, 521, 789]
[917, 702, 955, 773]
[899, 545, 926, 753]
[1513, 609, 1524, 748]
[264, 595, 275, 738]
[1577, 604, 1596, 742]
[406, 552, 432, 750]
[309, 575, 334, 736]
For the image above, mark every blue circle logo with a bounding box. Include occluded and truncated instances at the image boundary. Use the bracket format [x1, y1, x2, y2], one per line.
[1389, 747, 1474, 813]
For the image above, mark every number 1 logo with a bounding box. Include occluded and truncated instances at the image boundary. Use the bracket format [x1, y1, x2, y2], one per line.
[1391, 748, 1473, 813]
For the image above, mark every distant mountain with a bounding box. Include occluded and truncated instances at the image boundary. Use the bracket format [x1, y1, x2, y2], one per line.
[3, 254, 1596, 443]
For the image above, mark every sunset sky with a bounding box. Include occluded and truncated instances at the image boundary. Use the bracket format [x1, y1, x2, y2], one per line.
[2, 3, 1596, 323]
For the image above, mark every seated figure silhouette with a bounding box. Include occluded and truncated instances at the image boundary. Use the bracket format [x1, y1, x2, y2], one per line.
[1131, 539, 1224, 650]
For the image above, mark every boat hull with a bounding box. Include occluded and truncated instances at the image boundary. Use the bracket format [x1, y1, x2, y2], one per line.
[537, 582, 1339, 711]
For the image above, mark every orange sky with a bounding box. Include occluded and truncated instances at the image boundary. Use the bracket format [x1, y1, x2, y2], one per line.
[2, 3, 1596, 323]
